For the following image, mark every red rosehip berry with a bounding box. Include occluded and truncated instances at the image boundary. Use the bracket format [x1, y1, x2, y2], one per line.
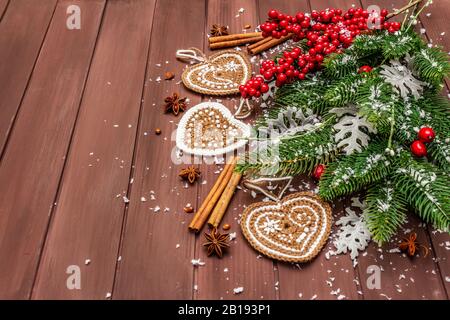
[268, 9, 278, 19]
[260, 83, 269, 93]
[358, 65, 373, 73]
[296, 12, 305, 21]
[312, 164, 326, 180]
[411, 140, 427, 157]
[418, 127, 435, 143]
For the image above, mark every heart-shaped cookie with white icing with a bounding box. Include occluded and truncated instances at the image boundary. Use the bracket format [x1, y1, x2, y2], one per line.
[241, 192, 332, 263]
[181, 50, 252, 96]
[176, 102, 250, 156]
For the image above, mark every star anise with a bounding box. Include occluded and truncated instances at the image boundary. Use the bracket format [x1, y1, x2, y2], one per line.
[203, 228, 230, 258]
[210, 24, 229, 37]
[164, 93, 187, 116]
[398, 232, 429, 257]
[179, 166, 201, 184]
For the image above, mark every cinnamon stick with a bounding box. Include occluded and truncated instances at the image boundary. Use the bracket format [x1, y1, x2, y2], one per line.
[209, 36, 264, 50]
[248, 33, 294, 55]
[247, 36, 272, 51]
[208, 32, 262, 44]
[188, 157, 237, 232]
[207, 170, 242, 228]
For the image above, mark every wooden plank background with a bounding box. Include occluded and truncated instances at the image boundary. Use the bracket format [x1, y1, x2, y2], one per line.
[0, 0, 448, 299]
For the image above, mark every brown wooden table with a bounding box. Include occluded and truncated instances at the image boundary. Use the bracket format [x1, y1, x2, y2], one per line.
[0, 0, 448, 299]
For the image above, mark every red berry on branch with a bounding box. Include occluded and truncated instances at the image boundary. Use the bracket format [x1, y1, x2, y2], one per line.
[358, 65, 373, 73]
[380, 9, 388, 17]
[296, 12, 305, 21]
[300, 20, 310, 28]
[411, 140, 427, 157]
[279, 19, 289, 28]
[312, 164, 326, 180]
[268, 9, 278, 19]
[418, 127, 435, 143]
[260, 83, 269, 93]
[277, 73, 287, 82]
[263, 71, 273, 80]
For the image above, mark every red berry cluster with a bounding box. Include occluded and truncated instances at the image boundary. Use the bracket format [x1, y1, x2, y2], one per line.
[241, 7, 401, 98]
[238, 76, 269, 98]
[411, 127, 436, 157]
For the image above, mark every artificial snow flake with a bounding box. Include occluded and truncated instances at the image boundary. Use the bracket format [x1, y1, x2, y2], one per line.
[330, 106, 376, 155]
[380, 60, 426, 100]
[330, 200, 371, 261]
[191, 259, 206, 266]
[233, 287, 244, 294]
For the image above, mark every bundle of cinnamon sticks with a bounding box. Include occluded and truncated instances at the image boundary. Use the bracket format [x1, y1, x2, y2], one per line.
[248, 33, 294, 55]
[189, 157, 242, 232]
[208, 32, 263, 50]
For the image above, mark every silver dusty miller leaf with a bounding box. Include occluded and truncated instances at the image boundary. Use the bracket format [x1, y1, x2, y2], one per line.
[258, 106, 320, 140]
[330, 105, 376, 155]
[380, 60, 426, 100]
[330, 197, 371, 262]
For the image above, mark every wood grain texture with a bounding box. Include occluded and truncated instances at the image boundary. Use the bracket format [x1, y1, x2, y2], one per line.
[112, 0, 204, 300]
[0, 0, 9, 20]
[0, 0, 447, 300]
[0, 0, 57, 157]
[355, 213, 447, 299]
[356, 0, 449, 300]
[268, 0, 362, 300]
[32, 0, 154, 299]
[193, 0, 278, 300]
[0, 0, 104, 299]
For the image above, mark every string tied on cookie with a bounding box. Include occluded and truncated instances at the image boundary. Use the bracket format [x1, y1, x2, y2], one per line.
[242, 176, 293, 201]
[176, 48, 207, 64]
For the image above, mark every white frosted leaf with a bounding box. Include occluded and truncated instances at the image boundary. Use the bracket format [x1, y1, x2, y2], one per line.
[380, 60, 426, 100]
[331, 204, 371, 261]
[330, 106, 376, 155]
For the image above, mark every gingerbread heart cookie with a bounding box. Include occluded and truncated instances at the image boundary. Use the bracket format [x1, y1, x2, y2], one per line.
[240, 192, 332, 263]
[176, 102, 250, 156]
[178, 49, 252, 96]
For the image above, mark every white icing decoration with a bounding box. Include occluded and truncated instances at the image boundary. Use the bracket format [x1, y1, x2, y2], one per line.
[176, 102, 250, 156]
[243, 196, 331, 260]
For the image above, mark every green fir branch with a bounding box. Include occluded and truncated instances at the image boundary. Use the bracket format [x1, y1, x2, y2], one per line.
[324, 73, 368, 107]
[394, 155, 450, 231]
[274, 78, 330, 115]
[412, 47, 450, 88]
[323, 53, 358, 79]
[236, 121, 338, 176]
[381, 29, 423, 60]
[319, 140, 394, 201]
[364, 179, 408, 244]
